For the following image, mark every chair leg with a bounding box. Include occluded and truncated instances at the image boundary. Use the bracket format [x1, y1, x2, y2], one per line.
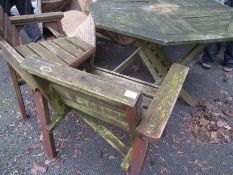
[34, 90, 57, 158]
[8, 64, 27, 119]
[128, 137, 148, 175]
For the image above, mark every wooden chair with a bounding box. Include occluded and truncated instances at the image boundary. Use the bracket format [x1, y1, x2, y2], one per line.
[0, 32, 188, 174]
[0, 6, 64, 118]
[0, 7, 96, 119]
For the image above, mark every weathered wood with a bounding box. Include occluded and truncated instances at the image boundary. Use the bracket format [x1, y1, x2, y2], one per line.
[8, 64, 27, 119]
[136, 41, 169, 77]
[15, 45, 40, 58]
[179, 89, 198, 107]
[138, 50, 162, 82]
[149, 43, 172, 69]
[66, 37, 93, 51]
[33, 78, 68, 120]
[27, 43, 67, 65]
[90, 0, 233, 45]
[43, 20, 65, 38]
[92, 68, 154, 108]
[62, 98, 128, 130]
[34, 91, 57, 158]
[121, 147, 133, 171]
[0, 39, 39, 90]
[137, 64, 189, 141]
[113, 47, 141, 73]
[178, 44, 204, 65]
[125, 93, 143, 143]
[128, 137, 148, 175]
[92, 67, 158, 98]
[20, 57, 142, 107]
[94, 66, 157, 88]
[16, 37, 95, 68]
[52, 38, 85, 57]
[9, 12, 64, 25]
[80, 112, 129, 156]
[40, 41, 77, 65]
[52, 83, 129, 130]
[0, 39, 68, 120]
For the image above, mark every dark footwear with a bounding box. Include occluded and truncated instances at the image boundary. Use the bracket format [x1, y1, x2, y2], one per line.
[202, 62, 212, 69]
[223, 66, 233, 72]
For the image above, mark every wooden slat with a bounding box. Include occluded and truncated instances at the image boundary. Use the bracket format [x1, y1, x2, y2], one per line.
[9, 12, 64, 24]
[20, 57, 142, 107]
[52, 83, 126, 114]
[121, 147, 133, 171]
[27, 43, 67, 65]
[92, 67, 158, 98]
[113, 47, 141, 73]
[40, 41, 77, 65]
[15, 45, 39, 58]
[62, 99, 128, 130]
[52, 38, 84, 58]
[137, 63, 189, 141]
[84, 68, 153, 108]
[81, 112, 129, 156]
[66, 37, 93, 51]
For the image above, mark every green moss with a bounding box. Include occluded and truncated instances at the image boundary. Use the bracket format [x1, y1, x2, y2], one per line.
[146, 70, 187, 133]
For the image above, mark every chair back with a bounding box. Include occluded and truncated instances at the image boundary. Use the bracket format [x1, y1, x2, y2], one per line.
[20, 57, 144, 131]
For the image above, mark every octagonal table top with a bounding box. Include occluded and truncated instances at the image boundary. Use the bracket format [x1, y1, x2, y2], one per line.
[90, 0, 233, 45]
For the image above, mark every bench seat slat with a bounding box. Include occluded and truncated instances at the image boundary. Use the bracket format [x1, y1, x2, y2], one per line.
[52, 38, 84, 58]
[137, 64, 189, 141]
[40, 41, 77, 65]
[27, 43, 67, 65]
[66, 37, 93, 51]
[15, 45, 39, 58]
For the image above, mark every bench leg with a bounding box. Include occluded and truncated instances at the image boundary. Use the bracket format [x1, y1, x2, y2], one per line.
[128, 137, 148, 175]
[8, 64, 27, 119]
[34, 90, 57, 158]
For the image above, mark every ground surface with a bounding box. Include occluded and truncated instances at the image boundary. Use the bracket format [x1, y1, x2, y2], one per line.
[1, 37, 233, 175]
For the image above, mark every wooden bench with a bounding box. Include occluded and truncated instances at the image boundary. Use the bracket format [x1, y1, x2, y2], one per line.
[1, 32, 188, 174]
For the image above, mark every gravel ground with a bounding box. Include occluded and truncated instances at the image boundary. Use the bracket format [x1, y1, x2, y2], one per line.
[1, 37, 233, 175]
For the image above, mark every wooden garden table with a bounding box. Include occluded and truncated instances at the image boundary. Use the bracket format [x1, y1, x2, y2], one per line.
[90, 0, 233, 106]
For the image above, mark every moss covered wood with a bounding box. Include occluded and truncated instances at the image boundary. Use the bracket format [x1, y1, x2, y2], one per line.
[35, 78, 69, 132]
[90, 0, 233, 45]
[80, 112, 129, 156]
[52, 38, 85, 57]
[92, 67, 158, 98]
[137, 63, 189, 141]
[20, 57, 142, 107]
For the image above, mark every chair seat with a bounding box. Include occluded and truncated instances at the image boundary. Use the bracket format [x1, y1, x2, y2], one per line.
[15, 37, 95, 68]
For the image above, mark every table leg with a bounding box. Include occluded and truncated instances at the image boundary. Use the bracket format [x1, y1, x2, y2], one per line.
[135, 41, 203, 106]
[135, 40, 171, 84]
[178, 44, 204, 65]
